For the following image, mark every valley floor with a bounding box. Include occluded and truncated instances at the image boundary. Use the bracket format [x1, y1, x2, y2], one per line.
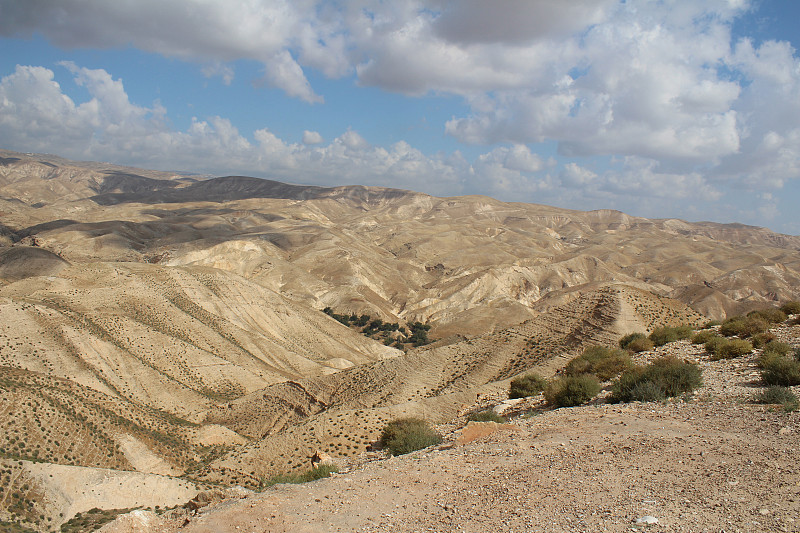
[105, 340, 800, 533]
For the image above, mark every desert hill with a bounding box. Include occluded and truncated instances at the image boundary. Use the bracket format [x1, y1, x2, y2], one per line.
[0, 149, 799, 531]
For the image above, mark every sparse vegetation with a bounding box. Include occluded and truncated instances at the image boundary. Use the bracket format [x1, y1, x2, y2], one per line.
[707, 338, 753, 360]
[760, 355, 800, 387]
[564, 346, 632, 380]
[751, 332, 777, 348]
[378, 418, 442, 456]
[719, 316, 768, 338]
[508, 373, 547, 399]
[466, 410, 506, 423]
[691, 330, 718, 345]
[611, 356, 702, 403]
[321, 308, 432, 349]
[649, 325, 693, 347]
[619, 333, 646, 350]
[626, 337, 654, 353]
[747, 307, 788, 324]
[780, 301, 800, 315]
[544, 375, 601, 408]
[753, 386, 799, 412]
[261, 463, 340, 489]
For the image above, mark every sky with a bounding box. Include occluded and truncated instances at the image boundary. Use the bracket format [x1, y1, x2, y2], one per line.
[1, 1, 800, 234]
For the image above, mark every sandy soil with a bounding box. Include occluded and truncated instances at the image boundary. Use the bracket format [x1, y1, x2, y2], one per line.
[103, 337, 800, 533]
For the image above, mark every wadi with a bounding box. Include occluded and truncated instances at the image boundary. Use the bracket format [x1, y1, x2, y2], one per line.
[1, 149, 799, 532]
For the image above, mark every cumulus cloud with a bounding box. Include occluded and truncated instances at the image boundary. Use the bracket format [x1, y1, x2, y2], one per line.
[0, 63, 464, 194]
[302, 130, 324, 145]
[3, 0, 800, 229]
[0, 0, 327, 103]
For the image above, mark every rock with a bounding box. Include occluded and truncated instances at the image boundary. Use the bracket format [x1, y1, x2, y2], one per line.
[186, 487, 251, 511]
[779, 426, 792, 435]
[635, 515, 658, 525]
[311, 450, 335, 468]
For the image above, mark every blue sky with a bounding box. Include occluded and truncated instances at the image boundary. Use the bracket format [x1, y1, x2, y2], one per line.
[1, 1, 800, 234]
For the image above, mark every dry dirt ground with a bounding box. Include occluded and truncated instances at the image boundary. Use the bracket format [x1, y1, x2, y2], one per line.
[104, 329, 800, 533]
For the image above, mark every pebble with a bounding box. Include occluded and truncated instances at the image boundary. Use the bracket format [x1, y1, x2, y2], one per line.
[635, 515, 658, 525]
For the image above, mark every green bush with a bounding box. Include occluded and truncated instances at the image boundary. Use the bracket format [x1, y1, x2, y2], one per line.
[710, 338, 753, 360]
[704, 336, 727, 356]
[691, 330, 718, 344]
[610, 356, 702, 403]
[760, 356, 800, 387]
[762, 340, 791, 357]
[619, 333, 646, 350]
[720, 316, 768, 338]
[780, 301, 800, 315]
[509, 373, 547, 399]
[544, 374, 601, 407]
[379, 418, 442, 456]
[751, 332, 777, 348]
[627, 381, 667, 403]
[627, 337, 654, 353]
[747, 308, 787, 324]
[261, 463, 339, 488]
[564, 346, 632, 380]
[466, 410, 505, 423]
[753, 386, 799, 411]
[649, 325, 693, 347]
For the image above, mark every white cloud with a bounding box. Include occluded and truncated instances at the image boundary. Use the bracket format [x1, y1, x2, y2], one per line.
[302, 130, 324, 145]
[201, 63, 235, 85]
[3, 0, 800, 230]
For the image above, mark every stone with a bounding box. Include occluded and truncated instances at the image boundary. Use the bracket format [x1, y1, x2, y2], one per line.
[635, 515, 658, 525]
[311, 450, 335, 468]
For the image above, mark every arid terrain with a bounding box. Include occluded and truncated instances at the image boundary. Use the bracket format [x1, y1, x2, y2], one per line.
[1, 149, 799, 532]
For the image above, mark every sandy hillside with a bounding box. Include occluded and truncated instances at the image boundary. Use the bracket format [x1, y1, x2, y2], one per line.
[1, 150, 799, 532]
[100, 322, 800, 533]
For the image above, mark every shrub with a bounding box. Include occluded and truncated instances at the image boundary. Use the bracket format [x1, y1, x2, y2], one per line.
[780, 301, 800, 315]
[509, 373, 547, 399]
[627, 337, 654, 353]
[762, 340, 791, 357]
[747, 308, 787, 324]
[691, 330, 718, 344]
[751, 332, 777, 349]
[610, 356, 702, 403]
[619, 332, 646, 350]
[262, 464, 339, 488]
[649, 325, 693, 347]
[760, 356, 800, 387]
[564, 346, 632, 380]
[710, 338, 752, 360]
[627, 381, 667, 403]
[544, 374, 601, 407]
[302, 463, 339, 482]
[379, 418, 442, 456]
[466, 410, 505, 423]
[753, 386, 799, 411]
[720, 316, 768, 338]
[704, 336, 727, 356]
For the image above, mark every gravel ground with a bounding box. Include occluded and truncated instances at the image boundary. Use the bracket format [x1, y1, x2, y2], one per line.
[103, 325, 800, 533]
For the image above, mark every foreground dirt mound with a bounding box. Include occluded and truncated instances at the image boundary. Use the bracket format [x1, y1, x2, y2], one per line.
[101, 403, 799, 533]
[101, 325, 800, 533]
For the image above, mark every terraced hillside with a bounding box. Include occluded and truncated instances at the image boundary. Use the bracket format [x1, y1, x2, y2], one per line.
[0, 262, 399, 421]
[194, 286, 705, 487]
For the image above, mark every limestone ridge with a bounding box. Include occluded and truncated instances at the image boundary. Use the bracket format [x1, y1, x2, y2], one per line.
[194, 286, 704, 486]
